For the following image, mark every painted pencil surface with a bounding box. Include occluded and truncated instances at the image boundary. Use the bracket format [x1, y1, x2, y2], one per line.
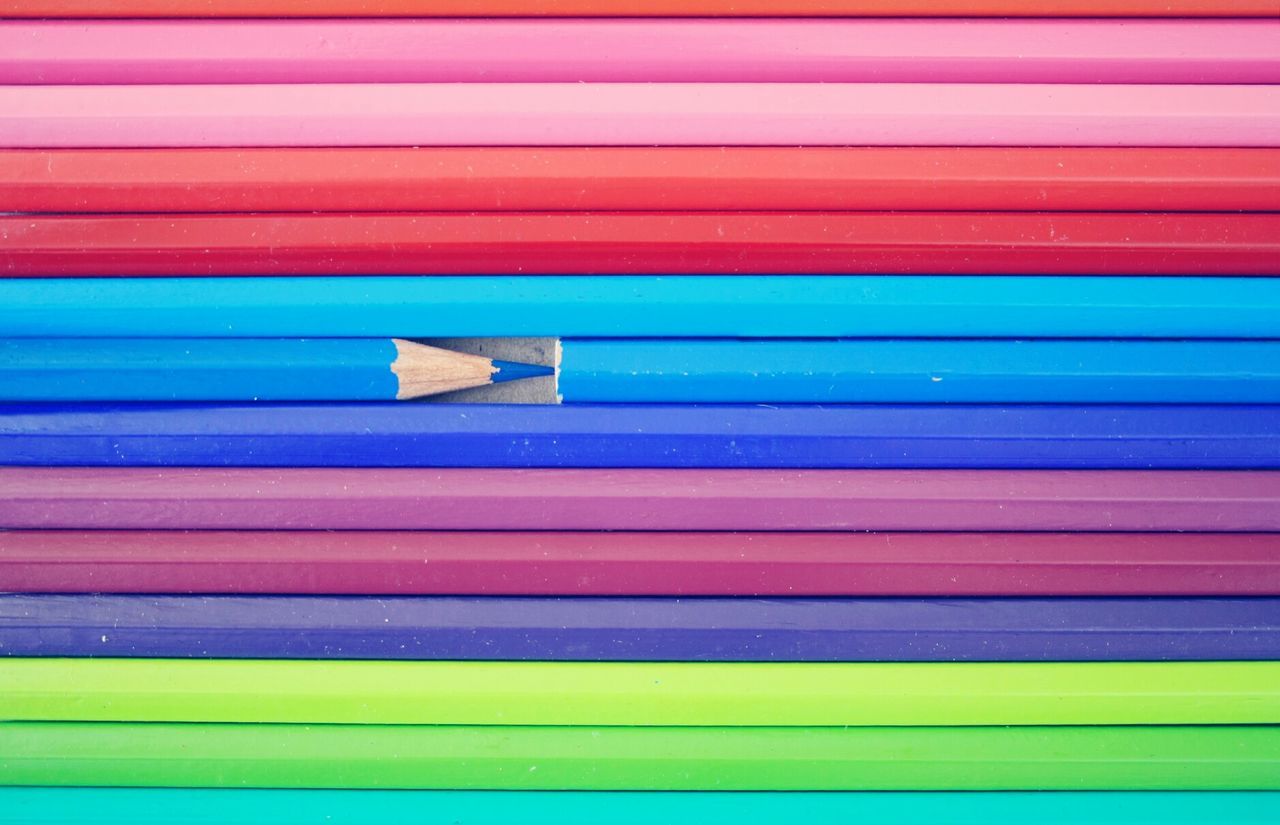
[7, 148, 1278, 213]
[3, 594, 1275, 661]
[4, 790, 1279, 825]
[0, 339, 549, 401]
[557, 339, 1280, 403]
[8, 659, 1277, 726]
[3, 530, 1278, 596]
[5, 276, 1280, 338]
[5, 403, 1278, 469]
[5, 21, 1277, 84]
[4, 214, 1278, 276]
[2, 723, 1276, 789]
[3, 468, 1277, 531]
[4, 0, 1278, 16]
[3, 84, 1278, 148]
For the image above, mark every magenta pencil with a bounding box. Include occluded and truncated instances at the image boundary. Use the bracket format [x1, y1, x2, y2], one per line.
[3, 21, 1278, 84]
[2, 530, 1279, 596]
[1, 469, 1277, 532]
[2, 83, 1277, 148]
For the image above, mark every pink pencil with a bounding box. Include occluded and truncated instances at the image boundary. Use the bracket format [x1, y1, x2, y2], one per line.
[1, 468, 1277, 531]
[2, 83, 1276, 148]
[3, 20, 1277, 84]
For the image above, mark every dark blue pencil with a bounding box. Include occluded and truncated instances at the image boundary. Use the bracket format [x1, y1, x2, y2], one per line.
[2, 403, 1278, 468]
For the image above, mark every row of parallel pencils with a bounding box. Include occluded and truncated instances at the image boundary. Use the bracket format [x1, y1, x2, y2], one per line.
[1, 1, 1279, 823]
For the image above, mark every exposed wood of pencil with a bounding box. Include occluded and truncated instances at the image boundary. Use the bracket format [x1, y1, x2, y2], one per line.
[4, 148, 1278, 213]
[3, 213, 1277, 276]
[392, 339, 496, 399]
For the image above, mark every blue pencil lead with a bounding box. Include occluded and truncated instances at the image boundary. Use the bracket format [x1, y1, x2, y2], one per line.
[492, 359, 555, 384]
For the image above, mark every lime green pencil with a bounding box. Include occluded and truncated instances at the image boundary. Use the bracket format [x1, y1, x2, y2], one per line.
[2, 723, 1276, 790]
[5, 659, 1278, 727]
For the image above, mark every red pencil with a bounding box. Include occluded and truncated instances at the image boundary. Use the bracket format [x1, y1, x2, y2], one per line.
[4, 212, 1277, 276]
[2, 530, 1278, 596]
[4, 148, 1278, 214]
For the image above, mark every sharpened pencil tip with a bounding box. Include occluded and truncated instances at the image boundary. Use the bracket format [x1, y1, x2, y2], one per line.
[492, 359, 555, 384]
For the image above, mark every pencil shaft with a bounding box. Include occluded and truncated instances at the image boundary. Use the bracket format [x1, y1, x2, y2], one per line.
[4, 723, 1277, 790]
[5, 790, 1280, 825]
[4, 214, 1278, 277]
[4, 0, 1276, 16]
[558, 340, 1280, 404]
[4, 531, 1279, 597]
[4, 84, 1277, 149]
[5, 595, 1275, 661]
[0, 339, 401, 401]
[8, 660, 1277, 726]
[6, 403, 1278, 469]
[6, 21, 1277, 84]
[6, 277, 1280, 338]
[7, 149, 1278, 213]
[4, 468, 1277, 531]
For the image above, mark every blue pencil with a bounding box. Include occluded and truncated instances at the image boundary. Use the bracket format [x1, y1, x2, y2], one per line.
[2, 595, 1276, 662]
[2, 789, 1278, 825]
[0, 339, 550, 401]
[2, 403, 1278, 468]
[558, 339, 1280, 403]
[2, 276, 1279, 338]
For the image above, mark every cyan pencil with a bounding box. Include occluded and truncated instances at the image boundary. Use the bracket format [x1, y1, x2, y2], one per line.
[3, 276, 1278, 339]
[557, 339, 1280, 403]
[0, 339, 549, 401]
[2, 789, 1278, 825]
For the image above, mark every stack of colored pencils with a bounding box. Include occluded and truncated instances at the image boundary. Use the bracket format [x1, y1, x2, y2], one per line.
[1, 1, 1279, 822]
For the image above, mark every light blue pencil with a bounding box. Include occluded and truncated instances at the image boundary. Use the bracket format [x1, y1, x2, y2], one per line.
[0, 339, 549, 401]
[556, 339, 1280, 403]
[5, 338, 1279, 403]
[1, 276, 1278, 338]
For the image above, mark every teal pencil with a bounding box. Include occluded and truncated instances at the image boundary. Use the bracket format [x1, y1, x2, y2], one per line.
[0, 339, 550, 401]
[1, 789, 1277, 825]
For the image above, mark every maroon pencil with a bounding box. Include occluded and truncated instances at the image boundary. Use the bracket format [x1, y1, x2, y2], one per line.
[2, 530, 1278, 596]
[2, 468, 1277, 532]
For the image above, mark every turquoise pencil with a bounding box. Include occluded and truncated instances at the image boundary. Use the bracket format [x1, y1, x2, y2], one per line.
[0, 339, 550, 401]
[1, 789, 1277, 825]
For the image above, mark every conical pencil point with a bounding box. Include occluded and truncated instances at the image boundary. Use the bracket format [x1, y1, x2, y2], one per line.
[492, 360, 555, 384]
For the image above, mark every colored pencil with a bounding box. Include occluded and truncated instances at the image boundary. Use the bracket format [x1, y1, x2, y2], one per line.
[4, 215, 1279, 277]
[556, 339, 1280, 404]
[5, 468, 1277, 532]
[5, 790, 1280, 825]
[4, 84, 1277, 149]
[6, 21, 1278, 85]
[4, 0, 1276, 16]
[12, 660, 1276, 726]
[16, 339, 1278, 404]
[4, 531, 1279, 597]
[6, 277, 1280, 338]
[3, 595, 1276, 661]
[6, 403, 1279, 470]
[7, 149, 1278, 213]
[3, 723, 1276, 790]
[0, 339, 551, 402]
